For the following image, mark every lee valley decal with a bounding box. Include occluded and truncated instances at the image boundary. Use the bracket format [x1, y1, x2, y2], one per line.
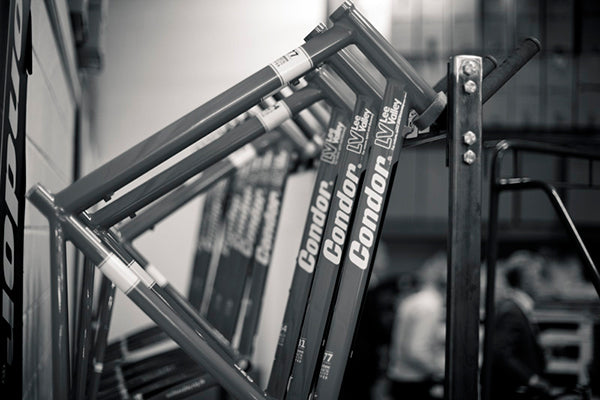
[1, 0, 30, 396]
[346, 107, 373, 155]
[320, 120, 346, 165]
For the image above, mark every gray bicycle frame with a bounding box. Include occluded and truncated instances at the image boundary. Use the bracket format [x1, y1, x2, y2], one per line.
[76, 78, 354, 399]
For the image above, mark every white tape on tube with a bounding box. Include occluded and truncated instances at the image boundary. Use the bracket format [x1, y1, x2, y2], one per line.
[130, 262, 156, 288]
[269, 47, 313, 85]
[97, 254, 140, 294]
[229, 145, 257, 169]
[145, 264, 169, 288]
[255, 101, 292, 132]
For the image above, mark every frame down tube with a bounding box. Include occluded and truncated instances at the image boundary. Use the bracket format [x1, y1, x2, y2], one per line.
[311, 83, 409, 399]
[84, 229, 242, 400]
[284, 80, 402, 400]
[237, 142, 297, 358]
[27, 185, 270, 400]
[206, 156, 267, 341]
[102, 231, 242, 363]
[187, 178, 230, 311]
[282, 49, 388, 399]
[265, 49, 380, 398]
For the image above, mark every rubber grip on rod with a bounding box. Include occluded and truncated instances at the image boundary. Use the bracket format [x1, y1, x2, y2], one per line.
[482, 37, 541, 103]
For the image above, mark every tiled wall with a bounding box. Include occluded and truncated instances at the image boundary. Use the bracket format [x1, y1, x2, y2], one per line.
[22, 0, 78, 398]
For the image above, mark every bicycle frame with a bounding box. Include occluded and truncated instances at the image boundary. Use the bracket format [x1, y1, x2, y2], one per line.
[75, 65, 358, 400]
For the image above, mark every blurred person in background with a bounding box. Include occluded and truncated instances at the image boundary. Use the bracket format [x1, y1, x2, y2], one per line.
[487, 250, 550, 400]
[387, 253, 447, 400]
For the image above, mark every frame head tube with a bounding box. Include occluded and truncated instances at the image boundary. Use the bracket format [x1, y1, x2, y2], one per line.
[329, 1, 445, 129]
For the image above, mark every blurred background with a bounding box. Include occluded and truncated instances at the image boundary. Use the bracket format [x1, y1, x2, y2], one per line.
[17, 0, 600, 398]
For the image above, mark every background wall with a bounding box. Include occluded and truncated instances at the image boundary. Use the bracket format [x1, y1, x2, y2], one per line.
[22, 0, 79, 398]
[89, 0, 327, 339]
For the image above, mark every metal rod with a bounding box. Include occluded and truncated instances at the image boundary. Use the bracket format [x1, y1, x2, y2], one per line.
[49, 218, 71, 400]
[497, 178, 600, 297]
[481, 139, 600, 400]
[87, 278, 116, 400]
[481, 148, 502, 400]
[72, 257, 96, 400]
[493, 139, 600, 161]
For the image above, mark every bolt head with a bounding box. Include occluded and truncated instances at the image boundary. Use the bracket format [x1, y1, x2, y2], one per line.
[463, 131, 477, 146]
[463, 80, 477, 94]
[463, 150, 477, 165]
[462, 60, 478, 76]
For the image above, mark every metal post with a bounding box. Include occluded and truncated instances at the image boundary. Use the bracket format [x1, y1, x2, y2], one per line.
[72, 257, 96, 400]
[445, 55, 483, 400]
[49, 218, 71, 400]
[481, 149, 501, 400]
[87, 278, 116, 400]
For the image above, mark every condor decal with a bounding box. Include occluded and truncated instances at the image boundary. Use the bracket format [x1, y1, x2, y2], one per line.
[348, 156, 389, 269]
[1, 0, 30, 397]
[297, 179, 332, 273]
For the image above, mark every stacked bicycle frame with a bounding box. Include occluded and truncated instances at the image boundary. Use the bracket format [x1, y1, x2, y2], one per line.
[27, 2, 546, 399]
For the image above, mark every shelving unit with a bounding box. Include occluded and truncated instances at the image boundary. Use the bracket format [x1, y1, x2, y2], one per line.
[536, 308, 596, 386]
